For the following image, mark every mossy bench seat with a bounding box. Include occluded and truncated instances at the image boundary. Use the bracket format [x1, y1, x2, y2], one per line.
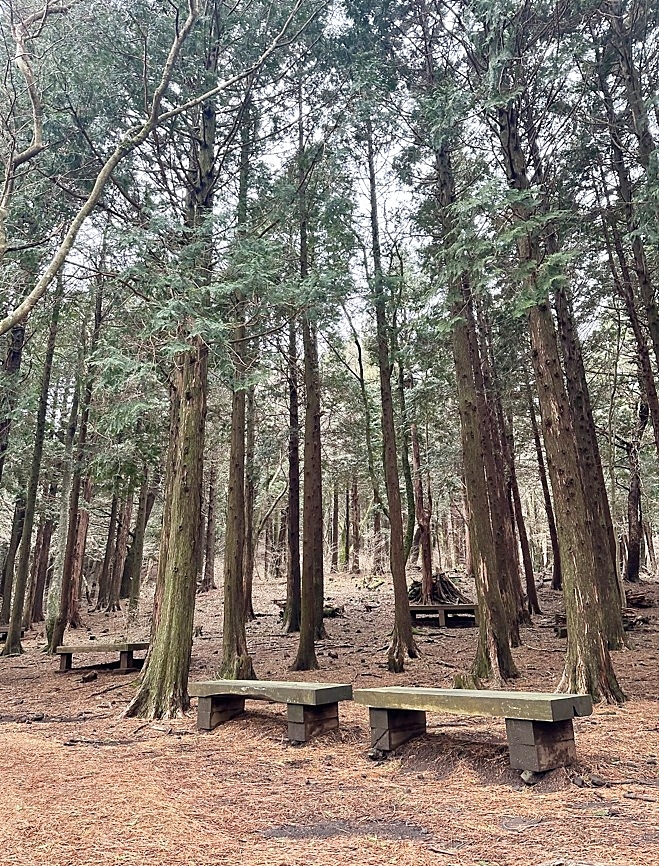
[353, 687, 592, 772]
[409, 603, 479, 627]
[188, 680, 353, 743]
[55, 642, 149, 673]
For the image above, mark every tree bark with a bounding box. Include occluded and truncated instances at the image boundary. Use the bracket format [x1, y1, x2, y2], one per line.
[283, 318, 301, 633]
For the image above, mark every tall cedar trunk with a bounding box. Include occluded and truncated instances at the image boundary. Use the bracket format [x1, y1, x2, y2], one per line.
[199, 463, 217, 592]
[283, 318, 301, 632]
[0, 323, 26, 484]
[243, 385, 257, 621]
[107, 495, 133, 611]
[125, 339, 208, 717]
[45, 379, 79, 646]
[49, 283, 102, 652]
[395, 348, 415, 563]
[343, 483, 350, 568]
[435, 144, 516, 681]
[411, 422, 433, 602]
[626, 401, 648, 582]
[373, 509, 386, 575]
[330, 483, 339, 572]
[292, 315, 323, 668]
[0, 498, 25, 624]
[126, 470, 156, 613]
[26, 515, 53, 625]
[473, 301, 525, 643]
[527, 381, 562, 589]
[350, 474, 360, 574]
[67, 477, 92, 628]
[3, 279, 62, 652]
[553, 282, 624, 647]
[365, 118, 416, 672]
[96, 493, 118, 610]
[505, 414, 541, 615]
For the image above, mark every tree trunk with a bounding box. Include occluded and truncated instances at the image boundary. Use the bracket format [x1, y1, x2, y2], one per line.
[411, 421, 433, 603]
[127, 470, 156, 615]
[625, 401, 648, 583]
[0, 323, 26, 484]
[350, 473, 360, 574]
[107, 494, 133, 612]
[283, 318, 301, 633]
[0, 498, 26, 625]
[125, 338, 208, 717]
[365, 118, 416, 672]
[330, 483, 339, 573]
[3, 278, 62, 653]
[199, 463, 217, 593]
[67, 477, 92, 628]
[25, 514, 53, 626]
[243, 385, 257, 621]
[96, 493, 118, 610]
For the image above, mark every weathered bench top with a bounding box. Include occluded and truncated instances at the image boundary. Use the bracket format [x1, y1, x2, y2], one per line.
[55, 642, 149, 654]
[189, 680, 352, 705]
[353, 687, 592, 722]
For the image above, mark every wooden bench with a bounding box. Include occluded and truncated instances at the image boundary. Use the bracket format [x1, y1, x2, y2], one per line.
[55, 642, 149, 673]
[0, 624, 25, 639]
[188, 680, 353, 743]
[353, 686, 592, 773]
[409, 603, 479, 627]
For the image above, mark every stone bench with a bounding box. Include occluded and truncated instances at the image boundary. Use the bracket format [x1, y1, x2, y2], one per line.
[353, 686, 592, 772]
[188, 680, 353, 743]
[55, 642, 149, 673]
[409, 603, 478, 627]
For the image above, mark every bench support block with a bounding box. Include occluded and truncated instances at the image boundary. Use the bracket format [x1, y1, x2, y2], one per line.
[369, 707, 427, 751]
[505, 718, 576, 772]
[119, 650, 135, 672]
[58, 653, 72, 672]
[197, 695, 246, 731]
[287, 702, 340, 743]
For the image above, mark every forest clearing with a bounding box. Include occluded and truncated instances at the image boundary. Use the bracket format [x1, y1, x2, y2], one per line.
[3, 1, 659, 864]
[2, 572, 659, 866]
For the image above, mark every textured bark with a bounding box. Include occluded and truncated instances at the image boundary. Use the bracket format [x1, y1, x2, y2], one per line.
[125, 339, 208, 717]
[106, 495, 133, 612]
[283, 318, 301, 633]
[350, 474, 361, 574]
[0, 498, 25, 625]
[0, 323, 26, 484]
[199, 464, 217, 593]
[126, 471, 156, 613]
[25, 514, 53, 626]
[330, 484, 339, 573]
[96, 493, 118, 611]
[66, 477, 92, 629]
[625, 401, 648, 583]
[365, 118, 416, 672]
[243, 386, 257, 621]
[527, 382, 562, 590]
[3, 279, 62, 653]
[411, 422, 433, 603]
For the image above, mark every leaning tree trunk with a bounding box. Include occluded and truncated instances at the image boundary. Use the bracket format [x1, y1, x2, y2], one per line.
[125, 338, 208, 718]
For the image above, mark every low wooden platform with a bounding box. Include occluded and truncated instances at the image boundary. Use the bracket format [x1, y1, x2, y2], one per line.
[409, 603, 479, 626]
[353, 687, 592, 773]
[188, 680, 353, 743]
[55, 642, 149, 673]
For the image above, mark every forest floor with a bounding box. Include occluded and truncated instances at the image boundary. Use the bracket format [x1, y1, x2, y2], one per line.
[1, 567, 658, 866]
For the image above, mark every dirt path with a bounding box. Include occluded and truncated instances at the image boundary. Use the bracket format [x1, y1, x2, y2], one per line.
[1, 572, 658, 865]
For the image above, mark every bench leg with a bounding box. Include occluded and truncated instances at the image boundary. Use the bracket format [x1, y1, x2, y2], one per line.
[59, 653, 73, 672]
[436, 609, 447, 627]
[197, 695, 245, 731]
[369, 707, 426, 752]
[505, 718, 576, 772]
[287, 702, 339, 743]
[119, 650, 135, 672]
